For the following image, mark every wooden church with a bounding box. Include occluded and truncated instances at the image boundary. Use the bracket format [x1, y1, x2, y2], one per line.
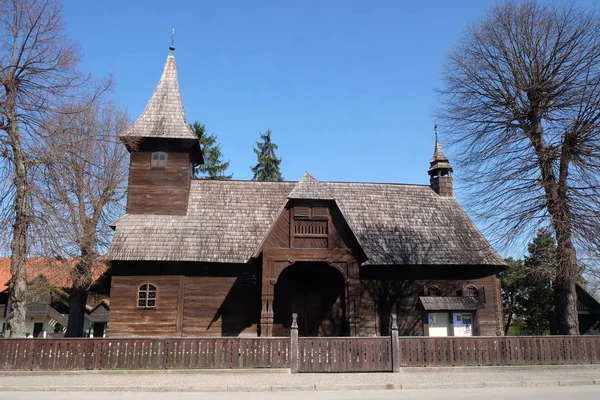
[106, 45, 506, 338]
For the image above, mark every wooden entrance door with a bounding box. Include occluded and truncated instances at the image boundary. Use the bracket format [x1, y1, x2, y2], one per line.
[273, 262, 346, 336]
[290, 291, 325, 336]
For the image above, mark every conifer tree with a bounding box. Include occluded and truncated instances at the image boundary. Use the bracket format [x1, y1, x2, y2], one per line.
[190, 121, 232, 180]
[500, 229, 556, 335]
[251, 129, 283, 181]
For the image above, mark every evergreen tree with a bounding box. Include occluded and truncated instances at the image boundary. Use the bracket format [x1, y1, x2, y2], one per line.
[251, 129, 283, 181]
[190, 121, 232, 180]
[500, 229, 555, 335]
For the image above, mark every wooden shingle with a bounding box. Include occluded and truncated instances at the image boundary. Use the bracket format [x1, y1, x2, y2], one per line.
[109, 178, 505, 266]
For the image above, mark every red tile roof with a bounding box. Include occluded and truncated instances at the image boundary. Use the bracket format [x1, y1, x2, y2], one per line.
[0, 258, 108, 292]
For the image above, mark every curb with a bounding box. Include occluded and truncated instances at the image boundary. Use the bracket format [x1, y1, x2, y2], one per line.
[2, 364, 597, 377]
[0, 379, 596, 392]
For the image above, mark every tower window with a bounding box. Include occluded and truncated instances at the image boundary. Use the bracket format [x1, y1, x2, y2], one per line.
[137, 284, 157, 308]
[151, 152, 167, 169]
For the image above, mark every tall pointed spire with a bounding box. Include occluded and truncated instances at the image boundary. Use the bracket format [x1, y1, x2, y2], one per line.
[430, 124, 449, 164]
[120, 44, 196, 141]
[428, 125, 453, 197]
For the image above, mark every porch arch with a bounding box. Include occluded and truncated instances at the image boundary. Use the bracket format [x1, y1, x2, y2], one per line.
[272, 262, 346, 336]
[259, 249, 360, 337]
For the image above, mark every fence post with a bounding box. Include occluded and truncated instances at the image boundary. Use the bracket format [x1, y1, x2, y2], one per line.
[291, 313, 299, 373]
[391, 314, 400, 372]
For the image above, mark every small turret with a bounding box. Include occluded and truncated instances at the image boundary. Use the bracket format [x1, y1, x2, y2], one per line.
[428, 125, 453, 197]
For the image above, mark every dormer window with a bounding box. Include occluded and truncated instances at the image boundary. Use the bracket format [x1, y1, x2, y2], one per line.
[151, 152, 167, 169]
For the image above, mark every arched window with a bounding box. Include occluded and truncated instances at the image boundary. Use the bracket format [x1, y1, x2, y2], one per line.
[427, 286, 442, 296]
[137, 284, 157, 308]
[465, 286, 479, 298]
[151, 152, 167, 169]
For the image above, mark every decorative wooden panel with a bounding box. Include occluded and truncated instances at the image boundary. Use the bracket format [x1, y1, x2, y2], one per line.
[312, 207, 328, 219]
[294, 220, 327, 236]
[294, 206, 311, 218]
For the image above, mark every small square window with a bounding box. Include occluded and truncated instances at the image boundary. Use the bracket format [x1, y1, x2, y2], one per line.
[151, 152, 167, 169]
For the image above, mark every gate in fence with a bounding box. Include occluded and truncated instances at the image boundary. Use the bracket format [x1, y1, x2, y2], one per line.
[292, 313, 399, 372]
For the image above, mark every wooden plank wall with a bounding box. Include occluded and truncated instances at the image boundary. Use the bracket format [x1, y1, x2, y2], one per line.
[126, 152, 191, 215]
[0, 338, 290, 370]
[183, 276, 260, 337]
[109, 276, 182, 336]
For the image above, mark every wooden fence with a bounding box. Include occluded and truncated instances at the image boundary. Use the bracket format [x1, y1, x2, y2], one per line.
[0, 315, 599, 371]
[398, 336, 600, 367]
[298, 337, 392, 372]
[0, 337, 290, 370]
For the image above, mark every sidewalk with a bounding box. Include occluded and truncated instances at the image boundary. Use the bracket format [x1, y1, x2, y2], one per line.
[0, 365, 599, 392]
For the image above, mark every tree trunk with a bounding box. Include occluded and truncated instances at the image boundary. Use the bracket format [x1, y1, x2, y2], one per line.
[553, 279, 579, 335]
[529, 116, 580, 335]
[66, 259, 93, 337]
[65, 288, 88, 337]
[504, 311, 513, 336]
[548, 196, 579, 335]
[6, 88, 29, 338]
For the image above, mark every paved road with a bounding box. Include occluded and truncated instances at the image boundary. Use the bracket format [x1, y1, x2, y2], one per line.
[2, 386, 600, 400]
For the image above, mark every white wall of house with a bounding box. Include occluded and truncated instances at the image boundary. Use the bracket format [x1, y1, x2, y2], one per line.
[1, 317, 63, 337]
[24, 318, 57, 337]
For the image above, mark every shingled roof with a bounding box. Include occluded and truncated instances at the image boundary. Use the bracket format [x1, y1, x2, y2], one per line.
[418, 296, 485, 311]
[288, 172, 333, 200]
[109, 178, 504, 266]
[120, 47, 196, 141]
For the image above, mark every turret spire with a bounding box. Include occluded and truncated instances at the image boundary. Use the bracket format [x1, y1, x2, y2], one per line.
[170, 28, 175, 52]
[428, 126, 453, 197]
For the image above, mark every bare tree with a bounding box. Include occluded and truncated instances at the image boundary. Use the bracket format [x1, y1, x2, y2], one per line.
[439, 0, 600, 334]
[37, 99, 130, 337]
[0, 0, 82, 337]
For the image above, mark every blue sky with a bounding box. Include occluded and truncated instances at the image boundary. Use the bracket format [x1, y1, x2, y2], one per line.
[62, 0, 499, 187]
[60, 0, 597, 259]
